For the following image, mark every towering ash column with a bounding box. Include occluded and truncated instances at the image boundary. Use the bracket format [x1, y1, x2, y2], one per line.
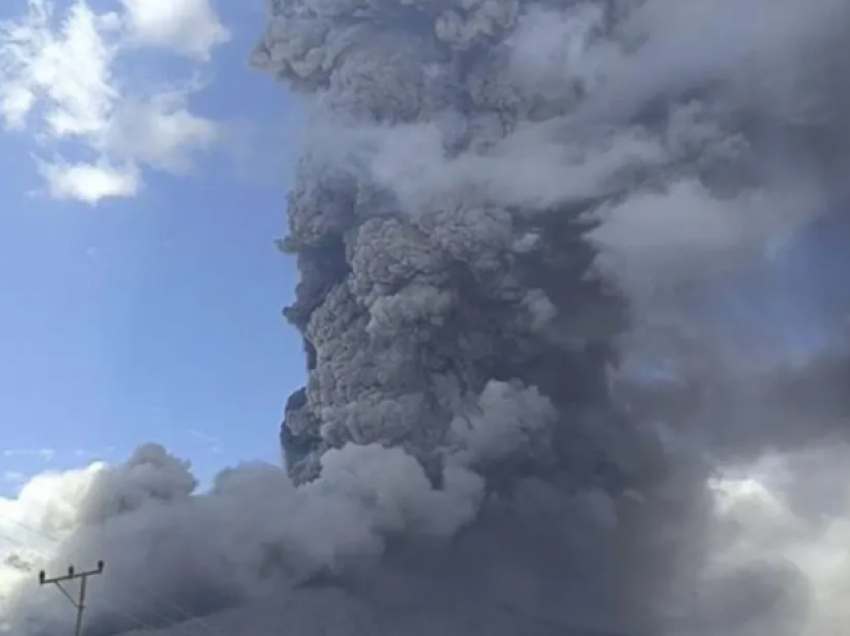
[251, 0, 644, 492]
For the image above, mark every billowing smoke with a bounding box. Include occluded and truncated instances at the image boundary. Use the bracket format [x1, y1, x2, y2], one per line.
[4, 0, 850, 635]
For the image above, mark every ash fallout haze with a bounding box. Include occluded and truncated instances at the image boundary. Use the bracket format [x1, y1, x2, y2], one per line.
[3, 0, 850, 635]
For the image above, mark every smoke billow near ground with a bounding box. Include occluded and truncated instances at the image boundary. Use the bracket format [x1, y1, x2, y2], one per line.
[4, 0, 850, 634]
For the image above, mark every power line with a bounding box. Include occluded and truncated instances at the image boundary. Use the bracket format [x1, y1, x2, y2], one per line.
[38, 561, 105, 636]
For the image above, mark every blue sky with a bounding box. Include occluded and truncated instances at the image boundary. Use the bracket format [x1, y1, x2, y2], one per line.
[0, 0, 306, 494]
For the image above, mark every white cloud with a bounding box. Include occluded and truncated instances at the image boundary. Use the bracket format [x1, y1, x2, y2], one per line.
[2, 449, 56, 463]
[120, 0, 230, 60]
[0, 0, 229, 205]
[0, 1, 121, 138]
[103, 91, 218, 173]
[38, 159, 140, 202]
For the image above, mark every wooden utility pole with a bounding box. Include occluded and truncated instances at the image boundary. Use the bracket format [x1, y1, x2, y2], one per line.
[38, 561, 105, 636]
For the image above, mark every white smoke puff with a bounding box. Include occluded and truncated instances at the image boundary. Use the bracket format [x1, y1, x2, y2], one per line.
[507, 3, 626, 105]
[589, 181, 776, 288]
[307, 444, 483, 539]
[306, 117, 668, 215]
[449, 380, 556, 465]
[586, 175, 824, 374]
[520, 289, 557, 331]
[577, 0, 841, 125]
[365, 118, 668, 213]
[0, 464, 106, 536]
[511, 232, 540, 253]
[693, 445, 850, 636]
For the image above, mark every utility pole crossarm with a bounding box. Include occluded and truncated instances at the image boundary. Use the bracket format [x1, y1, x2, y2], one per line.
[38, 560, 105, 636]
[39, 561, 105, 585]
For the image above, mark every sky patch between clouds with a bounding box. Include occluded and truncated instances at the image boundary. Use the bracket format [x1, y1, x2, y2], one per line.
[0, 0, 229, 204]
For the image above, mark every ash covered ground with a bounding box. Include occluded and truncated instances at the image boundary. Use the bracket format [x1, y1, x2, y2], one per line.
[4, 1, 850, 635]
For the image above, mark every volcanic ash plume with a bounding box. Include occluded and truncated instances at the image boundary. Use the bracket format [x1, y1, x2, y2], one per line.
[250, 0, 850, 632]
[4, 1, 850, 635]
